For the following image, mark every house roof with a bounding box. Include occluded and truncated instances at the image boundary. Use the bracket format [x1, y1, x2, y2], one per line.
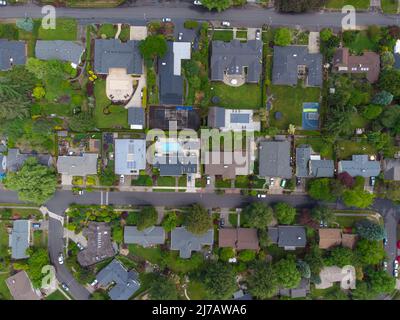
[9, 220, 30, 260]
[6, 148, 52, 172]
[204, 151, 251, 180]
[268, 225, 307, 248]
[383, 159, 400, 181]
[173, 42, 191, 76]
[310, 160, 335, 178]
[0, 40, 26, 71]
[148, 105, 200, 131]
[338, 155, 380, 177]
[259, 140, 292, 178]
[57, 153, 98, 176]
[272, 46, 323, 87]
[128, 107, 145, 128]
[154, 155, 198, 176]
[114, 139, 146, 175]
[341, 233, 358, 249]
[96, 259, 140, 300]
[35, 40, 84, 65]
[211, 39, 263, 83]
[170, 227, 214, 258]
[279, 278, 310, 298]
[124, 226, 166, 247]
[296, 145, 312, 178]
[302, 102, 320, 130]
[318, 228, 342, 249]
[394, 40, 400, 69]
[218, 228, 259, 250]
[208, 107, 226, 128]
[94, 39, 142, 74]
[6, 271, 40, 300]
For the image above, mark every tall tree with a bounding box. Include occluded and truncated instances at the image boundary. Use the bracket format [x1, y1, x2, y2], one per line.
[310, 206, 336, 225]
[149, 274, 178, 300]
[139, 35, 167, 64]
[355, 219, 386, 241]
[137, 206, 158, 231]
[248, 262, 278, 299]
[274, 256, 301, 289]
[342, 189, 375, 209]
[379, 68, 400, 96]
[307, 178, 335, 201]
[324, 246, 355, 267]
[183, 204, 212, 235]
[27, 248, 50, 288]
[241, 202, 274, 229]
[203, 262, 237, 299]
[367, 270, 396, 294]
[274, 202, 296, 225]
[355, 239, 386, 266]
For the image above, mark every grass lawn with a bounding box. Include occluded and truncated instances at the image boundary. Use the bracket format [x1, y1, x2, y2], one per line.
[325, 0, 370, 9]
[0, 273, 12, 300]
[98, 24, 116, 38]
[45, 290, 67, 300]
[236, 30, 247, 39]
[381, 0, 398, 13]
[336, 139, 377, 159]
[38, 18, 77, 40]
[348, 112, 369, 131]
[235, 176, 249, 189]
[163, 252, 205, 274]
[128, 244, 164, 265]
[178, 176, 187, 187]
[211, 82, 262, 109]
[269, 85, 321, 130]
[64, 0, 124, 7]
[131, 175, 153, 187]
[228, 213, 238, 227]
[156, 176, 176, 187]
[18, 20, 41, 57]
[336, 215, 366, 228]
[295, 136, 334, 159]
[34, 102, 74, 117]
[344, 31, 378, 54]
[212, 30, 233, 42]
[187, 280, 210, 300]
[215, 177, 232, 188]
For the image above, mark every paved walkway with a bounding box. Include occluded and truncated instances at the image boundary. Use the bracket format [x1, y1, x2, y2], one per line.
[64, 228, 88, 247]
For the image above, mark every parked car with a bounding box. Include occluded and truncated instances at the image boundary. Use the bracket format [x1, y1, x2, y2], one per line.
[255, 29, 261, 41]
[370, 176, 376, 186]
[394, 260, 399, 270]
[162, 18, 172, 22]
[178, 32, 183, 40]
[219, 219, 225, 228]
[32, 223, 41, 229]
[90, 279, 98, 287]
[296, 177, 301, 186]
[120, 175, 125, 184]
[269, 178, 275, 187]
[206, 176, 211, 185]
[77, 189, 83, 195]
[61, 283, 69, 292]
[383, 261, 388, 271]
[193, 0, 202, 4]
[280, 179, 287, 188]
[383, 238, 388, 246]
[58, 253, 64, 265]
[394, 269, 399, 278]
[76, 242, 84, 251]
[221, 21, 231, 27]
[257, 194, 266, 198]
[0, 1, 7, 6]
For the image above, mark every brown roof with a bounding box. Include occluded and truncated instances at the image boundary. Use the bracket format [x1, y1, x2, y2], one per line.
[6, 271, 41, 300]
[318, 228, 342, 249]
[89, 139, 100, 153]
[219, 228, 259, 250]
[341, 233, 358, 249]
[204, 151, 250, 180]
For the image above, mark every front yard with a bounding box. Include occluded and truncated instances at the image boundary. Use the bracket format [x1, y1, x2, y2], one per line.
[325, 0, 370, 9]
[381, 0, 398, 13]
[211, 82, 262, 109]
[38, 18, 78, 40]
[212, 30, 234, 42]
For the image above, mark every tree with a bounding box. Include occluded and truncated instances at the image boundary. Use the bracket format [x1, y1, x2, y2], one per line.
[183, 204, 212, 235]
[324, 109, 354, 138]
[362, 104, 383, 120]
[258, 229, 271, 248]
[274, 28, 291, 46]
[380, 51, 395, 70]
[139, 35, 167, 63]
[203, 262, 237, 299]
[351, 281, 376, 300]
[367, 270, 396, 294]
[304, 244, 324, 279]
[274, 202, 296, 225]
[324, 246, 355, 267]
[238, 249, 256, 262]
[307, 178, 335, 201]
[296, 260, 311, 279]
[379, 105, 400, 134]
[201, 0, 231, 12]
[68, 112, 96, 132]
[0, 97, 30, 121]
[248, 262, 278, 299]
[161, 211, 177, 232]
[274, 256, 301, 289]
[310, 206, 336, 225]
[320, 28, 333, 41]
[355, 219, 386, 241]
[137, 206, 158, 231]
[241, 202, 274, 229]
[355, 239, 385, 266]
[379, 68, 400, 96]
[342, 189, 375, 209]
[372, 90, 393, 106]
[337, 172, 355, 188]
[149, 274, 178, 300]
[219, 247, 235, 262]
[4, 157, 57, 205]
[33, 86, 45, 100]
[27, 248, 50, 288]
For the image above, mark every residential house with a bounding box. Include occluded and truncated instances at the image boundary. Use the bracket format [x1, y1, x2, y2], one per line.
[158, 42, 191, 105]
[382, 159, 400, 181]
[268, 225, 307, 250]
[77, 222, 116, 267]
[259, 140, 292, 179]
[211, 39, 263, 84]
[170, 227, 214, 259]
[279, 278, 310, 298]
[332, 48, 380, 83]
[204, 151, 252, 180]
[96, 259, 140, 300]
[5, 148, 53, 172]
[296, 145, 334, 178]
[114, 139, 146, 175]
[148, 105, 200, 131]
[0, 40, 27, 71]
[218, 228, 259, 251]
[9, 220, 30, 260]
[208, 107, 261, 132]
[124, 226, 166, 247]
[0, 152, 6, 181]
[57, 153, 98, 184]
[338, 155, 380, 178]
[272, 46, 323, 87]
[35, 40, 85, 68]
[319, 228, 358, 249]
[128, 107, 145, 130]
[6, 271, 41, 300]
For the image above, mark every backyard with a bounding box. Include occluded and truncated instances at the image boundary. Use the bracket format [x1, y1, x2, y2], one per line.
[336, 139, 377, 159]
[295, 136, 334, 159]
[211, 82, 262, 109]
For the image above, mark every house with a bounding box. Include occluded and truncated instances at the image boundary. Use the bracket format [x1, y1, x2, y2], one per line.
[148, 106, 200, 131]
[128, 107, 145, 130]
[124, 226, 165, 247]
[114, 139, 146, 175]
[96, 259, 140, 300]
[316, 266, 356, 290]
[6, 271, 41, 300]
[332, 48, 380, 83]
[319, 228, 358, 249]
[9, 220, 30, 260]
[170, 227, 214, 259]
[35, 40, 85, 68]
[211, 39, 263, 84]
[382, 159, 400, 181]
[94, 39, 142, 75]
[158, 42, 191, 105]
[204, 151, 252, 180]
[272, 46, 323, 87]
[207, 107, 261, 132]
[57, 153, 98, 177]
[0, 40, 26, 71]
[77, 222, 116, 267]
[296, 145, 334, 178]
[338, 155, 380, 178]
[259, 140, 292, 179]
[279, 278, 310, 298]
[5, 148, 53, 172]
[302, 102, 320, 130]
[268, 225, 306, 250]
[218, 228, 259, 251]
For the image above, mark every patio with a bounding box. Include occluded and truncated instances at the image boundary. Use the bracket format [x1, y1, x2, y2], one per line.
[106, 68, 134, 102]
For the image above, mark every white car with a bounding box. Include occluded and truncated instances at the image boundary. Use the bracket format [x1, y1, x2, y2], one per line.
[206, 176, 211, 185]
[193, 0, 202, 5]
[90, 279, 98, 287]
[78, 190, 83, 195]
[162, 18, 172, 22]
[383, 261, 388, 271]
[394, 260, 399, 270]
[394, 269, 399, 278]
[221, 21, 231, 27]
[257, 194, 266, 198]
[61, 283, 69, 292]
[120, 175, 125, 184]
[0, 1, 7, 6]
[76, 242, 84, 251]
[58, 253, 64, 265]
[255, 29, 261, 41]
[269, 178, 275, 187]
[178, 32, 183, 41]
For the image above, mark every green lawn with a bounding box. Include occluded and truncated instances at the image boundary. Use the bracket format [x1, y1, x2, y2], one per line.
[0, 273, 12, 300]
[215, 177, 232, 188]
[236, 30, 247, 39]
[235, 176, 250, 189]
[98, 24, 116, 38]
[38, 18, 77, 40]
[348, 112, 370, 131]
[45, 290, 68, 300]
[178, 176, 187, 187]
[34, 102, 75, 117]
[336, 215, 368, 228]
[156, 176, 176, 187]
[128, 244, 164, 265]
[187, 280, 210, 300]
[344, 31, 378, 55]
[269, 85, 321, 130]
[228, 213, 238, 227]
[212, 30, 233, 42]
[131, 175, 153, 187]
[295, 136, 334, 159]
[381, 0, 398, 13]
[336, 140, 377, 159]
[325, 0, 370, 9]
[211, 82, 262, 109]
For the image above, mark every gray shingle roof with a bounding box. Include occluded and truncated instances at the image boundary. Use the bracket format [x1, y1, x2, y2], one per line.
[383, 159, 400, 180]
[296, 145, 312, 178]
[296, 145, 334, 178]
[272, 46, 322, 87]
[211, 40, 263, 83]
[6, 149, 52, 172]
[171, 227, 214, 259]
[338, 155, 380, 177]
[268, 225, 306, 249]
[259, 140, 292, 178]
[9, 220, 30, 260]
[94, 39, 142, 74]
[0, 40, 26, 71]
[154, 155, 197, 176]
[96, 259, 140, 300]
[35, 40, 84, 65]
[310, 160, 334, 178]
[208, 107, 226, 128]
[128, 107, 145, 128]
[57, 153, 98, 176]
[124, 226, 165, 247]
[114, 139, 146, 175]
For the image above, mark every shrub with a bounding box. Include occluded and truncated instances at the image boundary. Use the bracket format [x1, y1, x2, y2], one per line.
[238, 249, 256, 262]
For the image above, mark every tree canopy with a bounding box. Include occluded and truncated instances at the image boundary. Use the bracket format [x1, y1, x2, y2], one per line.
[201, 0, 232, 11]
[241, 202, 274, 229]
[324, 246, 355, 267]
[274, 28, 292, 46]
[342, 189, 375, 209]
[274, 202, 296, 225]
[139, 35, 167, 63]
[203, 262, 237, 299]
[137, 206, 158, 231]
[27, 248, 50, 288]
[274, 256, 302, 289]
[248, 262, 278, 299]
[311, 206, 336, 225]
[183, 204, 212, 235]
[307, 178, 335, 201]
[355, 219, 386, 241]
[149, 274, 178, 300]
[355, 239, 386, 266]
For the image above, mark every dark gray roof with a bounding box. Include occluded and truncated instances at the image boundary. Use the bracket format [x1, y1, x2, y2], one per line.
[279, 278, 310, 298]
[0, 154, 6, 175]
[296, 145, 311, 178]
[57, 153, 98, 176]
[296, 145, 334, 178]
[96, 259, 140, 300]
[230, 113, 249, 123]
[171, 227, 214, 259]
[35, 40, 84, 65]
[6, 149, 52, 172]
[124, 226, 165, 247]
[128, 107, 145, 128]
[211, 40, 263, 83]
[94, 39, 142, 74]
[338, 155, 380, 177]
[383, 159, 400, 181]
[154, 155, 197, 176]
[158, 42, 184, 105]
[268, 225, 306, 249]
[310, 160, 334, 178]
[0, 40, 26, 71]
[9, 220, 30, 260]
[272, 46, 322, 87]
[259, 140, 292, 178]
[208, 107, 226, 128]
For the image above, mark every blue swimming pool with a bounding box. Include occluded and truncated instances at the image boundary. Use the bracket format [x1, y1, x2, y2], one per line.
[162, 142, 180, 153]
